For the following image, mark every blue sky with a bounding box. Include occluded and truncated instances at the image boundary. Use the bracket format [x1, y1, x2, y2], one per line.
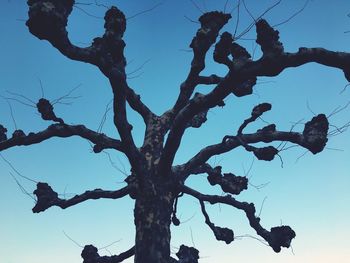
[0, 0, 349, 262]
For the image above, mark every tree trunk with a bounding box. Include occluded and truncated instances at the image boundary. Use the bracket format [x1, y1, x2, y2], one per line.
[134, 188, 174, 263]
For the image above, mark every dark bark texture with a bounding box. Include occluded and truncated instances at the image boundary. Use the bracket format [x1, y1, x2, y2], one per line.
[0, 1, 349, 262]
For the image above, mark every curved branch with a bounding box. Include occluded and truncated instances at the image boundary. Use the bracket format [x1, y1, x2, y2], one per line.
[26, 0, 98, 65]
[199, 199, 234, 244]
[0, 123, 124, 153]
[33, 182, 130, 213]
[82, 245, 134, 263]
[182, 185, 295, 252]
[178, 114, 328, 178]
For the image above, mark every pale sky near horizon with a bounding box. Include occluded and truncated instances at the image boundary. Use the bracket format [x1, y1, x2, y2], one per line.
[0, 1, 350, 263]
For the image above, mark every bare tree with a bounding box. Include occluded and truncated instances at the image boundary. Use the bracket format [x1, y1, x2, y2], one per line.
[1, 1, 349, 263]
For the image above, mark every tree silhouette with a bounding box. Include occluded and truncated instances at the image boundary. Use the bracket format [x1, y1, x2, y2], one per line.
[1, 1, 349, 263]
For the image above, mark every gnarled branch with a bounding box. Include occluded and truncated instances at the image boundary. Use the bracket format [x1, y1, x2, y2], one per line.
[81, 244, 134, 263]
[33, 182, 130, 213]
[182, 185, 295, 252]
[161, 11, 232, 129]
[0, 123, 124, 153]
[199, 199, 234, 244]
[178, 114, 329, 178]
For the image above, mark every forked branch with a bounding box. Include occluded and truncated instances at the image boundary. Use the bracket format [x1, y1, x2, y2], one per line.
[178, 113, 329, 179]
[182, 185, 295, 252]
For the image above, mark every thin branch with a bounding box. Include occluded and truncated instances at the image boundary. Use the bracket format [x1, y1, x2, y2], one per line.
[233, 0, 241, 38]
[51, 84, 82, 105]
[63, 231, 84, 248]
[6, 90, 36, 105]
[223, 0, 229, 13]
[235, 0, 282, 40]
[9, 172, 36, 202]
[98, 239, 122, 250]
[127, 2, 163, 20]
[37, 77, 45, 98]
[189, 0, 204, 14]
[258, 196, 268, 217]
[73, 5, 103, 19]
[273, 0, 310, 27]
[327, 101, 350, 118]
[0, 153, 38, 183]
[4, 100, 18, 130]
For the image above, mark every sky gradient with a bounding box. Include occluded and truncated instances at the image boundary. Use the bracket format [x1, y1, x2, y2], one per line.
[0, 1, 349, 262]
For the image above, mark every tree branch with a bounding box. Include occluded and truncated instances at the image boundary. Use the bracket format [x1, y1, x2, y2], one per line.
[161, 11, 232, 128]
[126, 85, 156, 125]
[247, 19, 350, 81]
[189, 163, 248, 195]
[81, 244, 134, 263]
[33, 182, 130, 213]
[199, 199, 234, 244]
[178, 114, 329, 178]
[249, 47, 350, 81]
[26, 2, 152, 164]
[160, 18, 349, 173]
[26, 0, 98, 65]
[182, 185, 296, 252]
[0, 123, 124, 153]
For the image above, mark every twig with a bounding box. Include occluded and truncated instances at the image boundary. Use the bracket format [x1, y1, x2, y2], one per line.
[340, 83, 350, 94]
[98, 239, 122, 250]
[306, 100, 316, 116]
[127, 2, 163, 20]
[184, 15, 200, 24]
[6, 90, 36, 104]
[235, 0, 282, 40]
[6, 100, 17, 130]
[242, 0, 256, 22]
[9, 172, 36, 201]
[295, 149, 308, 163]
[51, 84, 82, 105]
[37, 77, 45, 98]
[189, 227, 196, 248]
[273, 0, 310, 27]
[233, 0, 241, 38]
[73, 5, 103, 19]
[189, 0, 204, 14]
[258, 196, 268, 218]
[0, 153, 38, 183]
[97, 99, 112, 133]
[63, 231, 84, 248]
[327, 101, 350, 118]
[127, 59, 151, 76]
[235, 234, 269, 246]
[0, 95, 36, 108]
[223, 0, 229, 13]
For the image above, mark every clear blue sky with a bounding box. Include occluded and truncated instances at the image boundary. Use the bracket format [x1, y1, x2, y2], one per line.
[0, 0, 349, 262]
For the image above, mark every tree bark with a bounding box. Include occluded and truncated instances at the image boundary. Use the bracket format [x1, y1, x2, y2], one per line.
[134, 182, 174, 263]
